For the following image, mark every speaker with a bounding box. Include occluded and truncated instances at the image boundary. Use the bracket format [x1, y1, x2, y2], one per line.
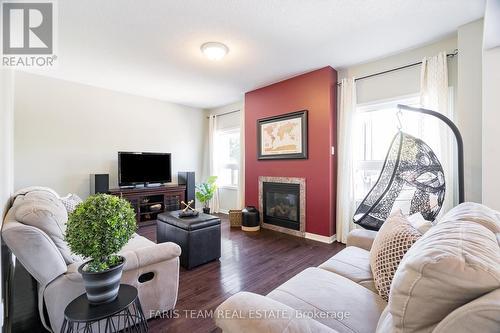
[178, 172, 195, 207]
[90, 174, 109, 194]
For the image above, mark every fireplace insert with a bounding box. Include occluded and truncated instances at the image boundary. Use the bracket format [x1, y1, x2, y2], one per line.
[263, 182, 300, 230]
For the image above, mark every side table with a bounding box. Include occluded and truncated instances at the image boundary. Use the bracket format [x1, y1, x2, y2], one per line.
[61, 284, 148, 333]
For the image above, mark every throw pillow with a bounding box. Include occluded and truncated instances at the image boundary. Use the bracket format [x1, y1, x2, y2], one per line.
[407, 212, 434, 234]
[369, 211, 422, 301]
[60, 193, 83, 214]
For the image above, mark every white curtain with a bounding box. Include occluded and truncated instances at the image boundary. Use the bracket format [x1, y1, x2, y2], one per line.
[336, 78, 357, 244]
[208, 115, 220, 213]
[237, 108, 245, 209]
[420, 51, 456, 214]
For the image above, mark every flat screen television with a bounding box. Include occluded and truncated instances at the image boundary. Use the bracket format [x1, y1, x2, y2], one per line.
[118, 152, 172, 186]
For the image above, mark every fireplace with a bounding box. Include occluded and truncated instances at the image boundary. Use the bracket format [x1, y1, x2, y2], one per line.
[263, 182, 300, 230]
[259, 176, 306, 237]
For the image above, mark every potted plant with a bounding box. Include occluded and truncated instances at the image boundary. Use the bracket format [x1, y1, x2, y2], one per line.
[195, 176, 218, 214]
[65, 194, 136, 304]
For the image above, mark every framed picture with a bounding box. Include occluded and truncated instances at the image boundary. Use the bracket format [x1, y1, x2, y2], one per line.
[257, 110, 308, 160]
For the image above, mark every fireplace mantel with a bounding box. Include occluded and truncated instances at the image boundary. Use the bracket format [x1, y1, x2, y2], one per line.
[258, 176, 306, 237]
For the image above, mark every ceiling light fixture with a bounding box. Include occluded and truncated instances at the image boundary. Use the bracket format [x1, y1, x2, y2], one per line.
[200, 42, 229, 61]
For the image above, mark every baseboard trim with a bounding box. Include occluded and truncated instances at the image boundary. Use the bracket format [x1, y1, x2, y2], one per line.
[304, 233, 337, 244]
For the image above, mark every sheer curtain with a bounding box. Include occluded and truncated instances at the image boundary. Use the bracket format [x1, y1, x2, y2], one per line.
[420, 51, 456, 214]
[237, 108, 245, 209]
[208, 115, 220, 213]
[336, 78, 357, 244]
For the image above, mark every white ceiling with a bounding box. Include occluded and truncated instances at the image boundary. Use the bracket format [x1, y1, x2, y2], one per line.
[25, 0, 485, 108]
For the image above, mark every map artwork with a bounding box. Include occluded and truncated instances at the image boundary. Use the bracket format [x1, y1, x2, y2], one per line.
[261, 117, 302, 155]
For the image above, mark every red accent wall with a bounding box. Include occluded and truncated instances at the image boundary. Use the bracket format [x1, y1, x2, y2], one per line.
[245, 67, 337, 237]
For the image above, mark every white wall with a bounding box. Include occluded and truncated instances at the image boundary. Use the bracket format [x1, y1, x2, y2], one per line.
[457, 20, 483, 202]
[0, 69, 14, 220]
[482, 47, 500, 210]
[0, 68, 15, 329]
[338, 33, 484, 203]
[14, 72, 206, 199]
[483, 0, 500, 50]
[204, 101, 243, 213]
[482, 0, 500, 210]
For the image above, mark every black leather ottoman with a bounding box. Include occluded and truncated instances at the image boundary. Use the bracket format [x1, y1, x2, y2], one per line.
[156, 211, 221, 269]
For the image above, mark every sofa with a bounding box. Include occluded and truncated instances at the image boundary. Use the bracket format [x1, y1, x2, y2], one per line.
[1, 188, 181, 332]
[215, 203, 500, 333]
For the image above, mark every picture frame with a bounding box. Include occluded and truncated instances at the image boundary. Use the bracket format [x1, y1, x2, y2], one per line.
[257, 110, 308, 160]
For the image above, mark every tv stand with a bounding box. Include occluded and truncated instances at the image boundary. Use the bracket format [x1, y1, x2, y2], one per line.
[109, 185, 186, 227]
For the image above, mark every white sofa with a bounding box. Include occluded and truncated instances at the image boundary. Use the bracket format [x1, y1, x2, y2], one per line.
[2, 188, 181, 332]
[215, 203, 500, 333]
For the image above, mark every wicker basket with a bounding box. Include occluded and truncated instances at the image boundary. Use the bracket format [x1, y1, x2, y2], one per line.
[228, 210, 242, 227]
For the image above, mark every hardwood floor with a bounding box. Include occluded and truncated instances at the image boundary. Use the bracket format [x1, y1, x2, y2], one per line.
[138, 214, 344, 333]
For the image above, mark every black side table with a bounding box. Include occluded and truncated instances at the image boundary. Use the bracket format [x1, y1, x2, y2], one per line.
[61, 284, 148, 333]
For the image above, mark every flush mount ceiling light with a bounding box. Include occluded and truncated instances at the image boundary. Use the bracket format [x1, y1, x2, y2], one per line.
[200, 42, 229, 61]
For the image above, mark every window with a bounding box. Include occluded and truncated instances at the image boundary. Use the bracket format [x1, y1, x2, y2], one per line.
[354, 96, 431, 204]
[215, 128, 240, 187]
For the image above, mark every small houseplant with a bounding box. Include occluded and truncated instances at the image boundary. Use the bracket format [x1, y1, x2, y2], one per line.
[195, 176, 218, 214]
[65, 194, 136, 304]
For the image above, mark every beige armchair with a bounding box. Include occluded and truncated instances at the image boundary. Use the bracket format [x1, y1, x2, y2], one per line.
[2, 188, 181, 332]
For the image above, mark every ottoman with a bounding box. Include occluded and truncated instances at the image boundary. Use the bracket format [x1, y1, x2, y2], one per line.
[157, 211, 221, 269]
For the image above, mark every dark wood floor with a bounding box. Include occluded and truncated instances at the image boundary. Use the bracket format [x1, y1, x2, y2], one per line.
[138, 214, 344, 333]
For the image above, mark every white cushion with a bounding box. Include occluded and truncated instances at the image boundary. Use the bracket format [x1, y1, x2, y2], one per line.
[267, 267, 386, 333]
[438, 202, 500, 235]
[388, 203, 500, 333]
[407, 212, 433, 234]
[432, 289, 500, 333]
[319, 246, 376, 293]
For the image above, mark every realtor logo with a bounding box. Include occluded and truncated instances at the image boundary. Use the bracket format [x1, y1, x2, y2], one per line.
[2, 1, 56, 67]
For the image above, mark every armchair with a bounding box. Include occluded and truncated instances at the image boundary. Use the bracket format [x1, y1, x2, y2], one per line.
[2, 188, 181, 332]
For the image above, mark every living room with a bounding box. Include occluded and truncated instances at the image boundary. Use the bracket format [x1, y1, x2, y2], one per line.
[1, 1, 499, 333]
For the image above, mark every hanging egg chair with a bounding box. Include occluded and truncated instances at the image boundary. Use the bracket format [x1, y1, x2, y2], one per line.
[353, 131, 445, 231]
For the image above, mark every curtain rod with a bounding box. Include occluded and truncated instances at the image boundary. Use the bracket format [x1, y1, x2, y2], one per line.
[206, 109, 241, 119]
[336, 49, 458, 86]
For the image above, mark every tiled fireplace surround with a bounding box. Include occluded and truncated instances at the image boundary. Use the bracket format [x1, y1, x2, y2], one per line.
[258, 176, 306, 238]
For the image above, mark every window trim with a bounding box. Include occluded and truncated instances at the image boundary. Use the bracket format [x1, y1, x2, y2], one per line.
[356, 93, 420, 113]
[219, 185, 238, 190]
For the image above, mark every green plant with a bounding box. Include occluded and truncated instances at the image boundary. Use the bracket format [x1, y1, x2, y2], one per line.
[195, 176, 218, 208]
[65, 194, 137, 272]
